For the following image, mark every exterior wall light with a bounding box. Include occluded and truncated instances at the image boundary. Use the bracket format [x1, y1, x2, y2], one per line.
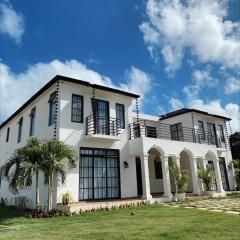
[124, 161, 129, 168]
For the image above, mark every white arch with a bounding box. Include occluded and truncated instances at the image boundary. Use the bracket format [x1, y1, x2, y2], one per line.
[179, 147, 194, 159]
[147, 144, 166, 156]
[205, 150, 218, 160]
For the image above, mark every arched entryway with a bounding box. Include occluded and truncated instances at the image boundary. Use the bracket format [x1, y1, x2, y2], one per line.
[147, 148, 164, 196]
[179, 149, 194, 193]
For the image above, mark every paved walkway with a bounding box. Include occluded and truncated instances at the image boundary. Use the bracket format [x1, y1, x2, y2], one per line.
[166, 196, 240, 215]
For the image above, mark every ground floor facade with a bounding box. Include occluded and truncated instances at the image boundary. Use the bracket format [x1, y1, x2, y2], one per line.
[0, 137, 236, 208]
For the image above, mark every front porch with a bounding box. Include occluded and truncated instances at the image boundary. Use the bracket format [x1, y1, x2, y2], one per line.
[129, 137, 229, 201]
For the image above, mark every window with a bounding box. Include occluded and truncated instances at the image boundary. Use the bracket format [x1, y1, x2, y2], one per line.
[29, 107, 36, 136]
[170, 123, 183, 141]
[17, 117, 23, 143]
[79, 148, 120, 200]
[6, 127, 10, 142]
[198, 121, 205, 140]
[218, 125, 225, 142]
[146, 126, 157, 138]
[48, 92, 57, 126]
[154, 159, 163, 179]
[72, 94, 84, 123]
[116, 103, 125, 129]
[133, 123, 140, 138]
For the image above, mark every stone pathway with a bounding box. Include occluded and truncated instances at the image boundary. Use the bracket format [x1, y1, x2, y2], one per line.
[166, 196, 240, 215]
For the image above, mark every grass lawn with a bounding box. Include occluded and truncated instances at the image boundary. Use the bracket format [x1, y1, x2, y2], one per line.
[0, 203, 239, 240]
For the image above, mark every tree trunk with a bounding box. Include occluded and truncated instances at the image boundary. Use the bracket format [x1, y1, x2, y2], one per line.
[47, 171, 54, 211]
[47, 174, 52, 212]
[35, 170, 40, 210]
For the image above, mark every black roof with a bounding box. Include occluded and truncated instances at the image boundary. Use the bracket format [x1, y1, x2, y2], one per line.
[159, 108, 231, 121]
[0, 75, 140, 129]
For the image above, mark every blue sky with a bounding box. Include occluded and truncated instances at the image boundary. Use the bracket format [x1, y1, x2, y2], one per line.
[0, 0, 239, 131]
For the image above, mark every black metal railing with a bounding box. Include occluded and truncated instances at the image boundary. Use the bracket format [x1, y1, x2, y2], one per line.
[86, 115, 121, 136]
[129, 120, 224, 148]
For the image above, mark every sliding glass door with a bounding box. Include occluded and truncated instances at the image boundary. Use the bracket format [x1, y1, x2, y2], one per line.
[79, 148, 120, 200]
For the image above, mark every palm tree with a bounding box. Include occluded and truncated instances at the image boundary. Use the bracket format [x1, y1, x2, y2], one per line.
[0, 138, 43, 209]
[41, 139, 75, 211]
[197, 167, 214, 191]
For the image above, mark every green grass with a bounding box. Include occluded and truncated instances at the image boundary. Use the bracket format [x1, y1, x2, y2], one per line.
[0, 204, 239, 240]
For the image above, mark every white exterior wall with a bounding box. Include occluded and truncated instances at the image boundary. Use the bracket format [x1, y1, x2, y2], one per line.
[160, 113, 193, 128]
[56, 80, 138, 204]
[0, 83, 59, 207]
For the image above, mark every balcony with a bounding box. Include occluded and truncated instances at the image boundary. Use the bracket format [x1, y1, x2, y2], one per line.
[85, 115, 121, 141]
[129, 120, 225, 148]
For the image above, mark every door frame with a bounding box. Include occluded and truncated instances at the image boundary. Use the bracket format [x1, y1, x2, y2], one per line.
[79, 147, 121, 201]
[219, 157, 230, 191]
[135, 157, 143, 196]
[91, 98, 110, 135]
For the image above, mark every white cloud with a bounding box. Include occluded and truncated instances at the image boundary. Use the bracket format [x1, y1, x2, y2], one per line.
[224, 77, 240, 95]
[193, 69, 218, 88]
[121, 66, 152, 97]
[169, 97, 184, 110]
[0, 2, 24, 43]
[183, 69, 218, 99]
[183, 84, 200, 100]
[140, 0, 240, 73]
[0, 60, 151, 122]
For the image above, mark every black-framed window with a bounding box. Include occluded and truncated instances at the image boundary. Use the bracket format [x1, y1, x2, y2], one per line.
[154, 160, 163, 179]
[133, 123, 140, 138]
[29, 107, 36, 136]
[146, 126, 157, 138]
[170, 123, 183, 141]
[17, 117, 23, 143]
[218, 125, 225, 142]
[72, 94, 84, 123]
[79, 148, 120, 200]
[116, 103, 125, 129]
[198, 121, 205, 140]
[48, 92, 57, 126]
[92, 98, 110, 135]
[6, 127, 10, 142]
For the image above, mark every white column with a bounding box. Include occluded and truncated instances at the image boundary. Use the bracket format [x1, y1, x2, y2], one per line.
[214, 159, 225, 193]
[140, 153, 152, 200]
[190, 157, 201, 195]
[161, 156, 172, 199]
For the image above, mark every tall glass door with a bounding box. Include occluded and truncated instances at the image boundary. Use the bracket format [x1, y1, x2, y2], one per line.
[92, 99, 109, 135]
[79, 148, 120, 200]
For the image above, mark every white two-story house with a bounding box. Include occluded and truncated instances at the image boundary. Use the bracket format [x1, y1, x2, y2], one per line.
[0, 75, 236, 208]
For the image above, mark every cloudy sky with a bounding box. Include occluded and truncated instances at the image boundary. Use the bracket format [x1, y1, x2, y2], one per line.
[0, 0, 239, 131]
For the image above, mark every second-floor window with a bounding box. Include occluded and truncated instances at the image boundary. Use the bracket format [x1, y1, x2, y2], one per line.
[218, 125, 225, 142]
[29, 107, 36, 136]
[6, 127, 10, 142]
[17, 117, 23, 143]
[146, 126, 157, 138]
[48, 92, 57, 126]
[170, 123, 183, 141]
[198, 121, 205, 140]
[72, 94, 83, 123]
[116, 103, 125, 129]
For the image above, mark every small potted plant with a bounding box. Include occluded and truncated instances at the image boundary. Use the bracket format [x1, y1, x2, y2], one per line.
[169, 163, 189, 202]
[197, 167, 215, 197]
[62, 192, 73, 205]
